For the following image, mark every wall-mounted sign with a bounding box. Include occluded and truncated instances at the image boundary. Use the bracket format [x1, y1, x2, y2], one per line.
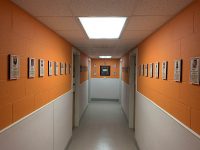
[174, 59, 182, 82]
[122, 67, 129, 73]
[162, 61, 168, 80]
[150, 63, 153, 78]
[9, 54, 20, 80]
[144, 64, 148, 77]
[100, 66, 110, 76]
[48, 61, 53, 76]
[28, 57, 35, 78]
[141, 64, 144, 76]
[190, 57, 200, 85]
[60, 62, 65, 75]
[39, 59, 44, 77]
[55, 62, 59, 75]
[80, 65, 88, 72]
[155, 62, 159, 79]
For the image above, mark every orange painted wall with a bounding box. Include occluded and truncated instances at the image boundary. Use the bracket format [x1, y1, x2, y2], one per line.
[0, 0, 72, 130]
[138, 0, 200, 135]
[91, 59, 120, 78]
[121, 54, 129, 84]
[80, 52, 89, 84]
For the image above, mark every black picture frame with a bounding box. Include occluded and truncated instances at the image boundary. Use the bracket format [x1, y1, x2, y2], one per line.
[100, 66, 110, 76]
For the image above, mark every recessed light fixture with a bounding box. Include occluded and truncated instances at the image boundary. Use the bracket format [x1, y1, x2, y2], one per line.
[99, 56, 112, 59]
[79, 17, 127, 39]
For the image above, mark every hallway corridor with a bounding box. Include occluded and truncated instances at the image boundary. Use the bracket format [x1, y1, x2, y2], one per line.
[67, 101, 138, 150]
[0, 1, 200, 150]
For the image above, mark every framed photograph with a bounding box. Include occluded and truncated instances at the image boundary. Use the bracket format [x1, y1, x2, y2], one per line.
[60, 62, 65, 75]
[155, 62, 159, 79]
[190, 57, 200, 85]
[144, 64, 148, 77]
[174, 59, 182, 82]
[141, 64, 144, 76]
[9, 54, 20, 80]
[39, 59, 45, 77]
[48, 61, 53, 76]
[55, 62, 59, 75]
[162, 61, 168, 80]
[150, 63, 153, 78]
[28, 58, 35, 78]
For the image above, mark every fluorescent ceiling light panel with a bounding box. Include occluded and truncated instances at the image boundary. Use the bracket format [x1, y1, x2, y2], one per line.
[99, 56, 112, 58]
[79, 17, 127, 39]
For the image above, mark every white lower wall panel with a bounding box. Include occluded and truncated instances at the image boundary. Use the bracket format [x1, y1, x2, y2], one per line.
[79, 80, 88, 118]
[120, 81, 129, 119]
[54, 92, 73, 150]
[0, 90, 73, 150]
[91, 78, 120, 99]
[135, 91, 200, 150]
[0, 104, 54, 150]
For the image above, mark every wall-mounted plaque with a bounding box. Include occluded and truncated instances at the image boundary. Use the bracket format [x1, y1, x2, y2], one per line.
[9, 55, 20, 80]
[60, 62, 65, 75]
[155, 62, 159, 79]
[39, 59, 44, 77]
[174, 59, 182, 82]
[144, 64, 148, 77]
[48, 61, 53, 76]
[162, 61, 168, 80]
[150, 63, 153, 78]
[190, 57, 200, 85]
[28, 58, 35, 78]
[141, 64, 144, 76]
[55, 62, 59, 75]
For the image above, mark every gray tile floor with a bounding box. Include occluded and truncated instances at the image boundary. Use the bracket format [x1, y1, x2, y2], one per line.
[67, 101, 138, 150]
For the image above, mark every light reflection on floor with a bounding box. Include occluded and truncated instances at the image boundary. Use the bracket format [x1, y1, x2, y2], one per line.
[67, 101, 138, 150]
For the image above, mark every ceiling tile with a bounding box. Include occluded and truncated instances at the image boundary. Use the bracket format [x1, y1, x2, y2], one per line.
[133, 0, 193, 15]
[68, 39, 93, 48]
[86, 49, 123, 58]
[70, 0, 138, 16]
[55, 30, 86, 40]
[90, 40, 117, 48]
[37, 17, 81, 30]
[67, 39, 118, 50]
[121, 30, 153, 40]
[11, 0, 193, 58]
[12, 0, 72, 16]
[126, 16, 171, 30]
